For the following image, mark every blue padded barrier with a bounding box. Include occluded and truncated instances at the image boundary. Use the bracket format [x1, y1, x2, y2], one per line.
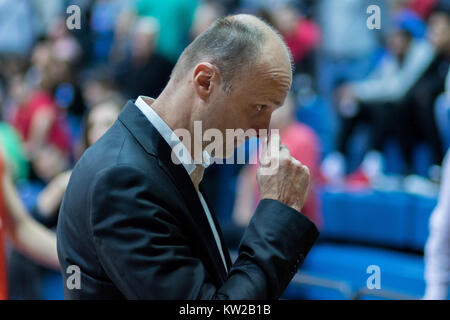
[42, 270, 64, 300]
[320, 189, 437, 251]
[283, 271, 354, 300]
[320, 189, 411, 248]
[283, 243, 425, 300]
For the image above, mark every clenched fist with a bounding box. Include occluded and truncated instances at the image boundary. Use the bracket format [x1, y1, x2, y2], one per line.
[257, 134, 310, 213]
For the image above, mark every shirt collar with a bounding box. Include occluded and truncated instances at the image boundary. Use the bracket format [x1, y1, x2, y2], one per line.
[134, 96, 211, 175]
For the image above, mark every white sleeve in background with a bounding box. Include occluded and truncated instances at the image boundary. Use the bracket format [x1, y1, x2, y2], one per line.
[351, 40, 435, 104]
[424, 151, 450, 299]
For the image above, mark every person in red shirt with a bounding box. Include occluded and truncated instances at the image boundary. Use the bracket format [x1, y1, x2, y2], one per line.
[409, 0, 438, 19]
[270, 5, 321, 74]
[12, 88, 70, 159]
[7, 62, 71, 161]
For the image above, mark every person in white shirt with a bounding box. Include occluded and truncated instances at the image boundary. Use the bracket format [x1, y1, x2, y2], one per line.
[424, 149, 450, 299]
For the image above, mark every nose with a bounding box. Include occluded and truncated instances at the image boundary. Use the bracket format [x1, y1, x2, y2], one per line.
[254, 123, 271, 138]
[260, 114, 273, 132]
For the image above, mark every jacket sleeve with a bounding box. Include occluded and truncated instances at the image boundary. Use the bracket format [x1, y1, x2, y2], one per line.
[90, 165, 319, 299]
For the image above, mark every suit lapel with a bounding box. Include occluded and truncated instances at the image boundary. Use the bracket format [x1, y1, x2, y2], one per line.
[155, 132, 229, 282]
[118, 101, 228, 282]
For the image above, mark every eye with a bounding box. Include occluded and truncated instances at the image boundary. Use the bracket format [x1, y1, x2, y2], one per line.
[256, 104, 267, 112]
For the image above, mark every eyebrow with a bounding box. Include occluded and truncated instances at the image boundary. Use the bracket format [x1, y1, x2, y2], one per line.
[270, 99, 283, 107]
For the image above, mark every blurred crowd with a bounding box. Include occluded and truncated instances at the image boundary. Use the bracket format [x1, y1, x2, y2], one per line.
[0, 0, 449, 299]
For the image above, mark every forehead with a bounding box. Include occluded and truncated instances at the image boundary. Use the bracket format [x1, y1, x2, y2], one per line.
[232, 61, 292, 103]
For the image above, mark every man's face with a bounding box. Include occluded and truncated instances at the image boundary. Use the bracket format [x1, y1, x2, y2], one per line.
[87, 103, 121, 147]
[428, 13, 450, 53]
[132, 32, 156, 61]
[33, 145, 67, 182]
[206, 59, 292, 158]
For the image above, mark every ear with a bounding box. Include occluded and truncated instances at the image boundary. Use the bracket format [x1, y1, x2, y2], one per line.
[192, 62, 219, 101]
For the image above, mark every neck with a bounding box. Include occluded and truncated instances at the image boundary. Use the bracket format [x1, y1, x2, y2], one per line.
[149, 81, 203, 163]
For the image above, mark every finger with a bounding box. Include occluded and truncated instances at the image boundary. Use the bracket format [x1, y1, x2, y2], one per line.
[269, 133, 281, 159]
[279, 144, 290, 152]
[279, 146, 290, 159]
[291, 157, 301, 166]
[259, 135, 268, 163]
[302, 164, 310, 175]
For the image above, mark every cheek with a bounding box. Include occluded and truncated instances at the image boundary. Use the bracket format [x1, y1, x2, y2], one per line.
[251, 113, 272, 132]
[218, 107, 245, 131]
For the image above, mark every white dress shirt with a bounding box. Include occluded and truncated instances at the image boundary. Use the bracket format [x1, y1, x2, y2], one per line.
[134, 96, 228, 272]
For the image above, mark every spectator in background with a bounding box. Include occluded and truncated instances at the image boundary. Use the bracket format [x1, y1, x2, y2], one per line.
[231, 94, 322, 248]
[33, 97, 124, 225]
[81, 97, 124, 152]
[0, 151, 59, 270]
[6, 79, 71, 298]
[89, 0, 130, 63]
[81, 69, 120, 110]
[409, 0, 439, 19]
[396, 1, 450, 173]
[322, 10, 434, 182]
[47, 18, 83, 67]
[316, 0, 387, 101]
[270, 4, 321, 76]
[40, 20, 87, 148]
[424, 149, 450, 299]
[133, 0, 199, 63]
[7, 59, 71, 162]
[4, 97, 122, 299]
[0, 135, 59, 300]
[113, 17, 174, 100]
[190, 1, 225, 39]
[22, 40, 53, 93]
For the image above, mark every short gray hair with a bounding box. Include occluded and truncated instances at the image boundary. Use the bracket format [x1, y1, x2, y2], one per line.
[171, 15, 290, 93]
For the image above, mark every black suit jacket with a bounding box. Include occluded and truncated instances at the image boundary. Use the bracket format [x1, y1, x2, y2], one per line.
[56, 101, 319, 299]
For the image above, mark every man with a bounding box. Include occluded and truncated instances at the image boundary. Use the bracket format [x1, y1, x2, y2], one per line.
[396, 0, 450, 172]
[57, 14, 319, 299]
[323, 12, 434, 182]
[114, 17, 174, 100]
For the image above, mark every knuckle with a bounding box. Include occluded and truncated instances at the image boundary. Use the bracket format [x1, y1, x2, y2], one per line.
[280, 145, 290, 154]
[302, 165, 310, 175]
[280, 150, 290, 159]
[280, 156, 290, 165]
[291, 158, 302, 167]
